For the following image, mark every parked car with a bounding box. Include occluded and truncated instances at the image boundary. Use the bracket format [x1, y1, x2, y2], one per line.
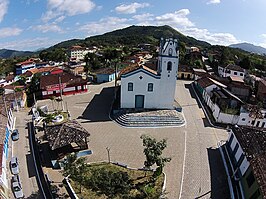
[11, 175, 20, 183]
[11, 129, 19, 141]
[10, 157, 19, 175]
[12, 177, 24, 198]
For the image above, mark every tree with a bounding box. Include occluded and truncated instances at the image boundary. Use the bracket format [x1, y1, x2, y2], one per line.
[140, 135, 171, 175]
[239, 56, 251, 70]
[62, 153, 87, 193]
[88, 168, 132, 198]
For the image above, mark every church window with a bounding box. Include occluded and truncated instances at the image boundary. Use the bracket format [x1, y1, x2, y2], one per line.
[128, 82, 133, 91]
[167, 61, 172, 71]
[169, 48, 173, 56]
[148, 83, 153, 92]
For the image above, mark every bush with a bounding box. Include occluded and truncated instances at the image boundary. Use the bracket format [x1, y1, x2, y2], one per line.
[87, 168, 133, 198]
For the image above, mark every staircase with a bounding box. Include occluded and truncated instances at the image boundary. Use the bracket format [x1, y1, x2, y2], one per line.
[112, 110, 185, 128]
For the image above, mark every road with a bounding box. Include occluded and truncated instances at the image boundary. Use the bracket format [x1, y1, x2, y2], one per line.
[36, 80, 230, 199]
[10, 110, 41, 198]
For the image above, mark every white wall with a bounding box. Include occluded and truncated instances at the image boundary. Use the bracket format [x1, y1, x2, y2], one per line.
[121, 70, 160, 109]
[218, 66, 245, 80]
[228, 131, 250, 176]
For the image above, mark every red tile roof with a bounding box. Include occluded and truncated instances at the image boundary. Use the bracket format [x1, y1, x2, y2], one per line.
[119, 63, 158, 77]
[40, 72, 87, 89]
[197, 77, 214, 88]
[93, 68, 115, 75]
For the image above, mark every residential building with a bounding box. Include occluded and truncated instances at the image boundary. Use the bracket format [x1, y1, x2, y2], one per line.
[256, 79, 266, 105]
[94, 68, 117, 83]
[0, 95, 16, 199]
[40, 72, 88, 99]
[220, 126, 265, 199]
[178, 65, 194, 80]
[120, 38, 179, 109]
[227, 76, 251, 101]
[15, 59, 36, 75]
[195, 76, 266, 127]
[70, 45, 96, 61]
[218, 64, 246, 80]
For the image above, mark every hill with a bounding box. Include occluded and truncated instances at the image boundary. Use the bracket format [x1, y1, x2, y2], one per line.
[0, 49, 34, 58]
[229, 43, 266, 55]
[51, 25, 211, 50]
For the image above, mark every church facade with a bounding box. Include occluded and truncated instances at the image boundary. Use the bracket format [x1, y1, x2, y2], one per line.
[120, 38, 179, 109]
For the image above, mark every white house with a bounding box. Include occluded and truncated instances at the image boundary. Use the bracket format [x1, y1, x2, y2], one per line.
[70, 46, 97, 61]
[120, 38, 179, 109]
[218, 64, 246, 80]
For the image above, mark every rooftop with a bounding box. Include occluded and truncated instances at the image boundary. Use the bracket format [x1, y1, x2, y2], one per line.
[45, 120, 90, 150]
[223, 64, 245, 72]
[40, 72, 87, 89]
[178, 65, 193, 73]
[232, 126, 266, 198]
[93, 67, 115, 75]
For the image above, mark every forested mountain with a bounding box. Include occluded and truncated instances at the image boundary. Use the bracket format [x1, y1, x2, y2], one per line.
[0, 49, 34, 58]
[229, 43, 266, 55]
[51, 25, 211, 50]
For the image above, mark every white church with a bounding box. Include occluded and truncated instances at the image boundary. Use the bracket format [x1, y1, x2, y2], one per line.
[120, 38, 179, 109]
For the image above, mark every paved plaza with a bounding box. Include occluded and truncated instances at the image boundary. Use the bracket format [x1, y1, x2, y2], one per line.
[37, 80, 230, 199]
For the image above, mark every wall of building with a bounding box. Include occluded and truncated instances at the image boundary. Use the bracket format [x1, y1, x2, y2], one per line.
[227, 131, 262, 199]
[178, 72, 194, 80]
[42, 84, 87, 99]
[96, 73, 116, 83]
[121, 71, 160, 109]
[218, 66, 245, 80]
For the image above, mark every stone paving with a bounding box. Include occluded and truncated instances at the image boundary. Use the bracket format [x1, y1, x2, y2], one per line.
[37, 81, 230, 199]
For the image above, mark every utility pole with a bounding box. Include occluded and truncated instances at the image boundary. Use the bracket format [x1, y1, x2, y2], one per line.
[58, 76, 64, 111]
[106, 147, 111, 163]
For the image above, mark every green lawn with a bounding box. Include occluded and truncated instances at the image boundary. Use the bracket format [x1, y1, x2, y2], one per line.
[69, 162, 164, 199]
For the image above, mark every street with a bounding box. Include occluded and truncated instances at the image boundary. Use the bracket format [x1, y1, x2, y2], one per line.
[9, 110, 41, 198]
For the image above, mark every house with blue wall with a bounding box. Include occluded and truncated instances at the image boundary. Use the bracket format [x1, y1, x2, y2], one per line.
[94, 68, 117, 83]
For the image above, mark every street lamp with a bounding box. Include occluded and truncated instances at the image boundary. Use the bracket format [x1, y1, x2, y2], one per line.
[106, 147, 110, 163]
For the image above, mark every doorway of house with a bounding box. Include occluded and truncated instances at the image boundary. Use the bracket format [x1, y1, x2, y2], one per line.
[135, 95, 144, 108]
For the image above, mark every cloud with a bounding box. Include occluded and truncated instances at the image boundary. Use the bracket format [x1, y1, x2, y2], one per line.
[0, 27, 22, 38]
[132, 13, 154, 22]
[0, 0, 8, 22]
[0, 37, 60, 51]
[79, 17, 130, 35]
[155, 9, 194, 27]
[42, 0, 95, 22]
[115, 2, 149, 14]
[78, 8, 239, 46]
[207, 0, 221, 4]
[181, 27, 240, 45]
[31, 23, 63, 33]
[260, 34, 266, 48]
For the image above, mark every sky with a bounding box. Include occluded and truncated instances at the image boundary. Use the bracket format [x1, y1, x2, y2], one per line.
[0, 0, 265, 51]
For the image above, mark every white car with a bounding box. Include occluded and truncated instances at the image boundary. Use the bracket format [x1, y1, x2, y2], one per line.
[12, 177, 24, 199]
[10, 157, 19, 175]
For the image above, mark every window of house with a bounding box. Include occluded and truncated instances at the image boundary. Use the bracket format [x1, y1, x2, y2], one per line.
[246, 172, 255, 188]
[242, 118, 246, 121]
[148, 83, 153, 92]
[128, 82, 133, 91]
[251, 120, 255, 125]
[167, 62, 172, 71]
[234, 72, 237, 75]
[240, 73, 244, 76]
[262, 122, 265, 128]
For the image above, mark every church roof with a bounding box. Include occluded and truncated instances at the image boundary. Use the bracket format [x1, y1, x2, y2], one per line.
[119, 63, 158, 78]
